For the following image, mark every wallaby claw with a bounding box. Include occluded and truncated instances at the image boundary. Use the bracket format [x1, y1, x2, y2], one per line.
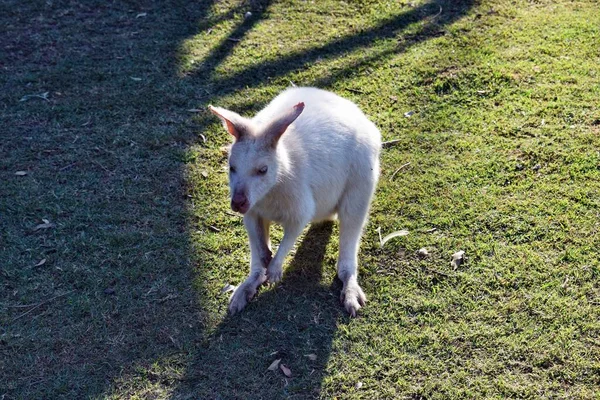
[266, 264, 283, 284]
[340, 283, 367, 318]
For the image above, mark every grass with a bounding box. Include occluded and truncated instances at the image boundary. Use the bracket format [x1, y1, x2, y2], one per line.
[1, 0, 599, 398]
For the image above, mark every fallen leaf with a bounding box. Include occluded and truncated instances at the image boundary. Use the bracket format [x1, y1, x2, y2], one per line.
[380, 230, 409, 248]
[355, 381, 363, 390]
[15, 171, 27, 176]
[42, 218, 50, 224]
[280, 364, 292, 378]
[451, 250, 465, 270]
[416, 248, 429, 258]
[207, 225, 220, 232]
[20, 92, 49, 102]
[33, 221, 54, 231]
[34, 258, 47, 267]
[130, 77, 142, 81]
[305, 354, 317, 361]
[104, 287, 116, 295]
[267, 359, 281, 371]
[201, 170, 208, 178]
[404, 110, 415, 117]
[220, 284, 236, 294]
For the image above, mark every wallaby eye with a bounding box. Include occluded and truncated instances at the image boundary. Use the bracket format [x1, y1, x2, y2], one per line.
[257, 166, 268, 175]
[229, 165, 236, 173]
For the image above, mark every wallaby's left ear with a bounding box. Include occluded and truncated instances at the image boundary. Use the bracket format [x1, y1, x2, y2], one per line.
[265, 102, 305, 147]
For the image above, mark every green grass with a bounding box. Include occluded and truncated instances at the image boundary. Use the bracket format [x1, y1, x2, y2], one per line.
[1, 0, 599, 398]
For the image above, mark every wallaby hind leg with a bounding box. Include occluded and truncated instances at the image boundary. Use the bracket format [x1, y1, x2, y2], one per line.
[336, 177, 376, 317]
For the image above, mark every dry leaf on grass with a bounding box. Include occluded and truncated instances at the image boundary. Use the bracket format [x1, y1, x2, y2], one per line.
[280, 364, 292, 378]
[33, 259, 47, 267]
[451, 250, 465, 270]
[15, 171, 27, 176]
[267, 359, 281, 371]
[378, 228, 409, 248]
[33, 221, 54, 231]
[416, 248, 429, 258]
[20, 92, 49, 102]
[355, 381, 363, 389]
[220, 284, 236, 294]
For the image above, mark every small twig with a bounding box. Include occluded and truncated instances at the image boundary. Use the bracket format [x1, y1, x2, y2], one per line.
[59, 162, 78, 171]
[11, 290, 74, 323]
[157, 294, 179, 303]
[345, 87, 365, 94]
[7, 303, 39, 309]
[423, 266, 452, 277]
[91, 160, 112, 174]
[227, 37, 241, 42]
[207, 225, 221, 232]
[382, 139, 402, 148]
[390, 162, 411, 180]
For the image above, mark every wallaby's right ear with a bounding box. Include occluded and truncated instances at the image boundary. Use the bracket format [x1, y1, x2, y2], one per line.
[208, 105, 247, 140]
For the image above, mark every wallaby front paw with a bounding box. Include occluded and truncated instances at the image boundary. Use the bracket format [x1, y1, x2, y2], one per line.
[340, 283, 367, 317]
[228, 283, 257, 314]
[266, 263, 283, 283]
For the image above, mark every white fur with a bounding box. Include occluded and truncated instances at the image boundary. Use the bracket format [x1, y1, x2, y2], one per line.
[209, 87, 381, 317]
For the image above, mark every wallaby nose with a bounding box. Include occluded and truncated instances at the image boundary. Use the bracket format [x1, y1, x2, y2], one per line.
[231, 193, 249, 214]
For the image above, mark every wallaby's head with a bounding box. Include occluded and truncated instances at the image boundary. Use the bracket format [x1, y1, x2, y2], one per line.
[208, 102, 304, 214]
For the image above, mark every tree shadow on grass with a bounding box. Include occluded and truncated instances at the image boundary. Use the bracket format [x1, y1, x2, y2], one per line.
[174, 222, 342, 399]
[185, 0, 474, 100]
[0, 1, 222, 398]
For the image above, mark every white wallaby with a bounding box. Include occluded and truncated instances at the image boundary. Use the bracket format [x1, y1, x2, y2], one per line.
[209, 87, 381, 317]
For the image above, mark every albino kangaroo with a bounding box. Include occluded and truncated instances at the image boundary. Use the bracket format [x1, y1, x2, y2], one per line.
[209, 87, 381, 317]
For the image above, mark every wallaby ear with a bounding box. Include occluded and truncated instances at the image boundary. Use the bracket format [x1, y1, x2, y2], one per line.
[208, 105, 248, 140]
[265, 102, 305, 147]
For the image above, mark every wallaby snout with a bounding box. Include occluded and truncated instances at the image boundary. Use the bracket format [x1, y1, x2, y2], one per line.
[231, 191, 249, 214]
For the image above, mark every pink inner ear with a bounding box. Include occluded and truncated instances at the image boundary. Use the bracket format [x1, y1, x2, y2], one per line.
[265, 101, 306, 147]
[208, 105, 242, 139]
